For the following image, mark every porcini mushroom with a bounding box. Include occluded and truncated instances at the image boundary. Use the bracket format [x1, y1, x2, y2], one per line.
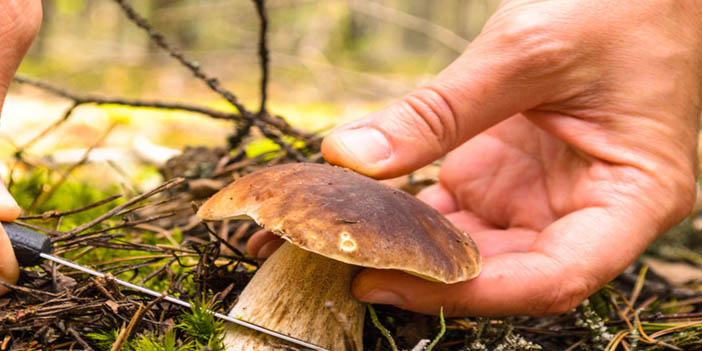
[197, 163, 481, 351]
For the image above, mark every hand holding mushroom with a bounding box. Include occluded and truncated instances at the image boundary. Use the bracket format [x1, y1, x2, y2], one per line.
[319, 0, 702, 316]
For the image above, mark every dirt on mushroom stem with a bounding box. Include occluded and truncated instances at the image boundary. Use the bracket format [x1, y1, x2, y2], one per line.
[222, 241, 364, 351]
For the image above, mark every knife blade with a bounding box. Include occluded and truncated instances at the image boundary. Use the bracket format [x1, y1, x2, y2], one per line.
[3, 221, 329, 351]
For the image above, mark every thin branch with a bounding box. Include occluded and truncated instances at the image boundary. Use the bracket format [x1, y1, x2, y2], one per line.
[110, 0, 249, 115]
[255, 120, 308, 162]
[55, 177, 185, 240]
[29, 123, 118, 212]
[67, 326, 96, 351]
[110, 293, 166, 351]
[109, 0, 312, 159]
[13, 75, 244, 121]
[19, 194, 122, 220]
[12, 220, 64, 237]
[348, 0, 470, 53]
[253, 0, 270, 114]
[15, 102, 78, 154]
[12, 74, 317, 156]
[229, 0, 271, 148]
[0, 279, 61, 298]
[71, 213, 177, 238]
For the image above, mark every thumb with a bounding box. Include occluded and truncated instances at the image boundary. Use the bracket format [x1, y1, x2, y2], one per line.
[322, 23, 573, 178]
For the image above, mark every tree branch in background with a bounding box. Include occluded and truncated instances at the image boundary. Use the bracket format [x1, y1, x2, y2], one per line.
[28, 123, 119, 212]
[348, 0, 470, 53]
[110, 0, 250, 116]
[11, 73, 317, 161]
[110, 0, 315, 160]
[11, 75, 237, 155]
[228, 0, 272, 149]
[253, 0, 270, 114]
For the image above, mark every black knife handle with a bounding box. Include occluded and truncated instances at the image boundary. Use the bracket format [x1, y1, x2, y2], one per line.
[3, 222, 52, 266]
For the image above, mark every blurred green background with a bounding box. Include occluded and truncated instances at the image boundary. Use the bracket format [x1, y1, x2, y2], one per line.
[24, 0, 498, 98]
[0, 0, 498, 192]
[11, 0, 499, 132]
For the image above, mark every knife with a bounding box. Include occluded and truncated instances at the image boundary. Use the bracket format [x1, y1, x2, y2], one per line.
[3, 221, 329, 351]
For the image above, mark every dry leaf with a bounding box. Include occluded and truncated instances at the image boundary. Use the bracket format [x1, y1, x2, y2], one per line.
[644, 257, 702, 286]
[105, 300, 121, 314]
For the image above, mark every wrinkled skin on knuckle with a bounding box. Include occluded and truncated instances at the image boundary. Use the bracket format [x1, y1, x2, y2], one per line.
[398, 87, 458, 151]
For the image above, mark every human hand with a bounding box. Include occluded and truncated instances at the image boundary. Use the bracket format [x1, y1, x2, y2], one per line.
[318, 0, 702, 316]
[0, 183, 21, 295]
[0, 0, 42, 295]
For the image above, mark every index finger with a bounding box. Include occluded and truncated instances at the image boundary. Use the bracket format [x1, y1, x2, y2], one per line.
[352, 206, 658, 316]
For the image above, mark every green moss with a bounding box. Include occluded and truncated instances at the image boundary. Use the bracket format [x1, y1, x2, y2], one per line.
[86, 329, 121, 351]
[175, 298, 225, 351]
[244, 136, 306, 159]
[132, 329, 193, 351]
[9, 168, 122, 231]
[87, 298, 225, 351]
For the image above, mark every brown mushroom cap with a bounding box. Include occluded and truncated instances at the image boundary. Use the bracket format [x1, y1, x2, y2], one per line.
[197, 163, 481, 283]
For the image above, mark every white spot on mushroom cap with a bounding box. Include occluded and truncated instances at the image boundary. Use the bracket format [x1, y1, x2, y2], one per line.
[339, 231, 357, 252]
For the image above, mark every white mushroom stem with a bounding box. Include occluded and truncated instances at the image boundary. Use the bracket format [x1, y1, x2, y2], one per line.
[224, 242, 365, 351]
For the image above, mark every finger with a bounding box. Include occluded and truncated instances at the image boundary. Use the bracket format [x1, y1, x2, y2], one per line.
[415, 183, 458, 214]
[454, 226, 538, 258]
[353, 206, 657, 316]
[246, 230, 283, 258]
[352, 253, 560, 317]
[427, 208, 537, 257]
[0, 184, 20, 295]
[258, 240, 284, 259]
[322, 27, 569, 178]
[0, 225, 19, 295]
[443, 211, 497, 234]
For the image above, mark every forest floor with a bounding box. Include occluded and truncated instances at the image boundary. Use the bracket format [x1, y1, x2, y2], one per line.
[1, 0, 700, 348]
[0, 101, 700, 350]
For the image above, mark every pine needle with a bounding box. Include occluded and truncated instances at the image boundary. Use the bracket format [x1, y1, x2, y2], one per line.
[367, 304, 399, 351]
[425, 307, 446, 351]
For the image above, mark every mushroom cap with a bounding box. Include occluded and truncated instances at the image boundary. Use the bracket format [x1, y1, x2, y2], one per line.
[197, 163, 481, 283]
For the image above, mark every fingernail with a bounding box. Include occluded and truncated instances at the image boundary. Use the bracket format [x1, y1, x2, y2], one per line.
[360, 289, 405, 306]
[330, 128, 391, 165]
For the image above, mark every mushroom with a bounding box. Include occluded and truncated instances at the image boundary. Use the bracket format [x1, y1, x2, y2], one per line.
[197, 163, 481, 351]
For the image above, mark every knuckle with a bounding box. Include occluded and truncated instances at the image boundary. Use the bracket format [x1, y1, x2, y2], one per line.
[494, 12, 576, 75]
[399, 87, 458, 149]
